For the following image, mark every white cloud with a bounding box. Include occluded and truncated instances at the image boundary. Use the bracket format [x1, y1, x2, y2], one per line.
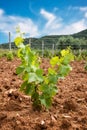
[46, 20, 87, 35]
[40, 9, 62, 34]
[0, 9, 4, 16]
[79, 7, 87, 19]
[79, 7, 87, 11]
[84, 12, 87, 18]
[0, 8, 39, 40]
[59, 19, 87, 35]
[0, 7, 87, 43]
[40, 8, 87, 35]
[40, 8, 56, 28]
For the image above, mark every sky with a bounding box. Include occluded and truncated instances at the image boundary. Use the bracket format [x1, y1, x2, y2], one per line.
[0, 0, 87, 43]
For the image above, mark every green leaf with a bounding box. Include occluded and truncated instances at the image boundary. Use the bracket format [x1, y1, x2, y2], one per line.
[28, 70, 43, 83]
[62, 56, 70, 65]
[25, 84, 34, 95]
[48, 74, 58, 84]
[36, 69, 43, 82]
[27, 51, 35, 64]
[58, 64, 72, 77]
[32, 91, 39, 100]
[28, 73, 37, 82]
[22, 73, 29, 81]
[50, 56, 59, 66]
[50, 85, 58, 96]
[61, 49, 69, 56]
[40, 84, 57, 97]
[16, 66, 24, 75]
[17, 48, 25, 58]
[62, 54, 74, 65]
[14, 37, 24, 47]
[39, 84, 48, 91]
[24, 66, 31, 73]
[48, 68, 56, 75]
[47, 85, 57, 96]
[20, 81, 27, 91]
[40, 95, 52, 109]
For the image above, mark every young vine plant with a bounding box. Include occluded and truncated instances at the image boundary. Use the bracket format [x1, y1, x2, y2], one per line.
[14, 29, 74, 110]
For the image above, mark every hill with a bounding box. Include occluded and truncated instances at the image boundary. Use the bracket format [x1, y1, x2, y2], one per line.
[0, 29, 87, 49]
[72, 29, 87, 39]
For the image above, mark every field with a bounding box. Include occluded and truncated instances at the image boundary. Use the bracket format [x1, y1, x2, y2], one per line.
[0, 57, 87, 130]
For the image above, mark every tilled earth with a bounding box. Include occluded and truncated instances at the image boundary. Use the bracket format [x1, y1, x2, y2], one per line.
[0, 57, 87, 130]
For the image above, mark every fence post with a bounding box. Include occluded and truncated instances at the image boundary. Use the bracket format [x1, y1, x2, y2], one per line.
[52, 43, 55, 56]
[42, 40, 44, 57]
[29, 38, 31, 48]
[9, 32, 11, 51]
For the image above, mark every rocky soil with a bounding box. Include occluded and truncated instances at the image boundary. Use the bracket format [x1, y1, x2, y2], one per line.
[0, 57, 87, 130]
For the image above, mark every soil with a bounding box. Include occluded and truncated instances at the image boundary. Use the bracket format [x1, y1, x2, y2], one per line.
[0, 57, 87, 130]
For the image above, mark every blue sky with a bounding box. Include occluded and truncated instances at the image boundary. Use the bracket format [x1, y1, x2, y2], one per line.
[0, 0, 87, 43]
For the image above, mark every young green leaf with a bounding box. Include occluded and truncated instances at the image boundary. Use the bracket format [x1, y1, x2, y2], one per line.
[16, 66, 24, 75]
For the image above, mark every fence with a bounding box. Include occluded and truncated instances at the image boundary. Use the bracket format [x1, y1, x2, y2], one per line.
[0, 32, 87, 57]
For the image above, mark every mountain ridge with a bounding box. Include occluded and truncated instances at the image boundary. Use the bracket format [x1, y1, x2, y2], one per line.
[0, 29, 87, 49]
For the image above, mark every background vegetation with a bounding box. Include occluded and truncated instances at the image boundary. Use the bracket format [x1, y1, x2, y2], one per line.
[0, 29, 87, 50]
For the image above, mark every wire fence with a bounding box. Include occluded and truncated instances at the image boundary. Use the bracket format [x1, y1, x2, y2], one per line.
[0, 38, 87, 49]
[0, 32, 87, 57]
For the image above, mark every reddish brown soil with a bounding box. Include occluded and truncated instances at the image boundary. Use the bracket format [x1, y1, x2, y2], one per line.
[0, 57, 87, 130]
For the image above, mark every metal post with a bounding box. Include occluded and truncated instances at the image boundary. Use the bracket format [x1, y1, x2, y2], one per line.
[52, 43, 54, 56]
[9, 32, 11, 51]
[29, 38, 31, 48]
[42, 40, 44, 57]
